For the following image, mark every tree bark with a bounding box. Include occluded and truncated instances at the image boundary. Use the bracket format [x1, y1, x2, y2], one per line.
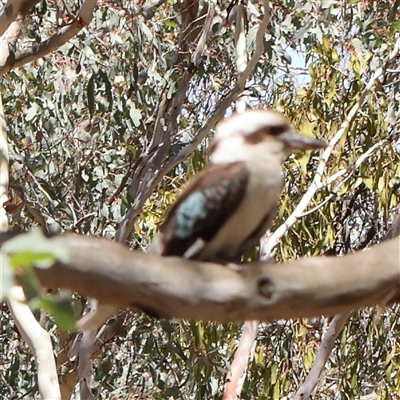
[3, 232, 396, 323]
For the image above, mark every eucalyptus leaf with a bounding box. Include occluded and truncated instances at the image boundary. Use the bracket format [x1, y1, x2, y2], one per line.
[3, 229, 69, 268]
[38, 293, 76, 332]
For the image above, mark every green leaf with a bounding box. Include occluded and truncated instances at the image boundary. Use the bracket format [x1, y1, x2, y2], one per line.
[87, 74, 95, 115]
[19, 267, 42, 302]
[164, 20, 178, 28]
[37, 292, 76, 332]
[392, 21, 400, 31]
[9, 252, 57, 269]
[132, 62, 138, 83]
[270, 363, 278, 384]
[99, 70, 113, 110]
[0, 252, 14, 300]
[3, 229, 69, 269]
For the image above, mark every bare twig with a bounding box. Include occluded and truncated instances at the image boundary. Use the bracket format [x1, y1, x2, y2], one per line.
[148, 89, 169, 150]
[300, 139, 389, 217]
[141, 0, 166, 17]
[264, 36, 400, 256]
[192, 0, 216, 66]
[293, 313, 350, 400]
[223, 320, 258, 400]
[0, 0, 22, 38]
[359, 392, 378, 400]
[293, 202, 400, 399]
[317, 138, 388, 191]
[384, 204, 400, 240]
[234, 3, 248, 113]
[0, 93, 8, 232]
[0, 20, 21, 68]
[0, 0, 34, 64]
[8, 287, 61, 400]
[77, 303, 118, 332]
[78, 300, 97, 400]
[0, 0, 98, 76]
[223, 232, 275, 398]
[237, 0, 270, 89]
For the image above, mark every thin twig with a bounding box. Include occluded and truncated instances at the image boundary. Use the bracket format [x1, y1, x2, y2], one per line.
[293, 187, 400, 399]
[300, 139, 389, 217]
[264, 36, 400, 255]
[0, 0, 98, 76]
[223, 321, 258, 400]
[8, 287, 61, 399]
[234, 3, 248, 113]
[0, 0, 22, 38]
[293, 313, 350, 400]
[237, 0, 270, 89]
[0, 92, 8, 231]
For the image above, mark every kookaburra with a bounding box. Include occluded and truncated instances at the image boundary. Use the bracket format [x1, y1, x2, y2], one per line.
[151, 109, 327, 262]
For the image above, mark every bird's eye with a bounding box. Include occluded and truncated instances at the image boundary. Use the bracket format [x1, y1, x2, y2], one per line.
[268, 125, 286, 136]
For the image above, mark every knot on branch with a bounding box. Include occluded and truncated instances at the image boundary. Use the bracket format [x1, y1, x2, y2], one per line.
[257, 277, 274, 299]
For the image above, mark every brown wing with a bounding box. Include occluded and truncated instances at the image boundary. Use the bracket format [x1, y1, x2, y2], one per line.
[158, 162, 249, 258]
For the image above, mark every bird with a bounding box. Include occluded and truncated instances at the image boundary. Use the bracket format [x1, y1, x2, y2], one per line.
[151, 109, 327, 262]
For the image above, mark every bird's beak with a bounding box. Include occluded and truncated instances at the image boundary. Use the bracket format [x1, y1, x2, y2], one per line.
[279, 131, 327, 150]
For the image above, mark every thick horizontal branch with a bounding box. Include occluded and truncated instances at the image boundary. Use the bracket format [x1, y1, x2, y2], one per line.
[16, 234, 399, 322]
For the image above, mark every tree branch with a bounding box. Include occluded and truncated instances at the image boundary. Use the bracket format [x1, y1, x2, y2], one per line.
[8, 287, 61, 400]
[78, 313, 96, 400]
[234, 3, 248, 113]
[293, 313, 350, 400]
[223, 320, 258, 400]
[0, 18, 22, 68]
[292, 205, 400, 399]
[264, 35, 400, 255]
[0, 0, 22, 38]
[3, 233, 395, 323]
[191, 0, 216, 66]
[0, 94, 8, 232]
[0, 0, 98, 76]
[385, 205, 400, 240]
[237, 0, 270, 89]
[0, 0, 40, 40]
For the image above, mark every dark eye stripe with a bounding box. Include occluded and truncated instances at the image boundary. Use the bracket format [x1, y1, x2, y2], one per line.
[244, 130, 265, 144]
[269, 125, 287, 136]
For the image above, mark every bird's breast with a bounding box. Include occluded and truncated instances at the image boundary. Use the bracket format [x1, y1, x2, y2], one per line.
[198, 162, 283, 260]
